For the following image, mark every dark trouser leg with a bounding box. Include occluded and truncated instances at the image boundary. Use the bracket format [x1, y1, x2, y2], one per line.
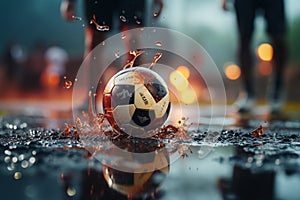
[238, 36, 254, 98]
[269, 33, 287, 101]
[234, 0, 256, 98]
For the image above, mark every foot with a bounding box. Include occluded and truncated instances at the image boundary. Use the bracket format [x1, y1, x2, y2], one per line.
[234, 95, 255, 113]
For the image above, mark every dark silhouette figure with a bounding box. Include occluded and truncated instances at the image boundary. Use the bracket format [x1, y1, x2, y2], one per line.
[222, 0, 287, 114]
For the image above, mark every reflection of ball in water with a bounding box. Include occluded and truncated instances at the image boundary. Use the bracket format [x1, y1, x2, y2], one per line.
[103, 148, 169, 196]
[103, 67, 171, 137]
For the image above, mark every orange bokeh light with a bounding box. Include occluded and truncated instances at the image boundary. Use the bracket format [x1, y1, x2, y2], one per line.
[258, 62, 272, 76]
[169, 70, 188, 92]
[176, 65, 190, 79]
[224, 64, 241, 80]
[257, 43, 273, 61]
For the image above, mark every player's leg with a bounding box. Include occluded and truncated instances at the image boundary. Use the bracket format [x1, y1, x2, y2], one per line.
[264, 0, 287, 113]
[234, 0, 256, 112]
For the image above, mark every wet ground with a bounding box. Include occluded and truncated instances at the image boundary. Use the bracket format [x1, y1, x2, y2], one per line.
[0, 106, 300, 200]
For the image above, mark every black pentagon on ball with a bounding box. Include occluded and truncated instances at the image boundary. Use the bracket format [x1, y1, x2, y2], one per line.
[144, 82, 167, 103]
[131, 109, 155, 127]
[111, 85, 135, 107]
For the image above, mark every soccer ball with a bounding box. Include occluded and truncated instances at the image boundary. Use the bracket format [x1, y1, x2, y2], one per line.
[103, 67, 171, 138]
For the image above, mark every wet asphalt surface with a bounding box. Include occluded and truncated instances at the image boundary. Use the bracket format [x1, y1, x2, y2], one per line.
[0, 112, 300, 200]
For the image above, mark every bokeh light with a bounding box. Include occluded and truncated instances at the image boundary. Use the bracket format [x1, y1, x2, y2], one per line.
[181, 88, 196, 104]
[224, 64, 241, 80]
[257, 62, 273, 76]
[257, 43, 273, 61]
[169, 70, 188, 91]
[176, 65, 190, 79]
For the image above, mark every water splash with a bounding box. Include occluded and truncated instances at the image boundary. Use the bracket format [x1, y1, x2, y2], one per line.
[149, 52, 162, 69]
[155, 41, 162, 47]
[89, 15, 110, 31]
[123, 50, 144, 69]
[72, 15, 82, 21]
[121, 34, 127, 40]
[114, 50, 120, 58]
[63, 76, 73, 89]
[64, 81, 73, 89]
[119, 15, 127, 23]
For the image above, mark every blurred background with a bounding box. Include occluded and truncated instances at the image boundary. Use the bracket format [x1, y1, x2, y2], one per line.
[0, 0, 300, 117]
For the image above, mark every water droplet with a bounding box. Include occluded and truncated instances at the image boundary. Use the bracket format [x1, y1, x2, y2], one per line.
[64, 81, 73, 89]
[63, 76, 67, 79]
[67, 187, 76, 197]
[4, 156, 10, 163]
[67, 187, 76, 196]
[120, 15, 127, 22]
[155, 41, 162, 46]
[4, 150, 11, 155]
[247, 157, 253, 163]
[21, 160, 29, 168]
[18, 154, 25, 161]
[29, 157, 36, 164]
[114, 50, 120, 58]
[7, 164, 14, 171]
[74, 78, 78, 82]
[121, 34, 126, 39]
[90, 15, 110, 31]
[12, 156, 18, 163]
[153, 12, 158, 17]
[136, 20, 141, 25]
[72, 15, 82, 21]
[96, 25, 110, 31]
[14, 172, 22, 180]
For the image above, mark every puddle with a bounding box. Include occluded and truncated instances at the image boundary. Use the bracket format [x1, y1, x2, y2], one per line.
[0, 116, 300, 199]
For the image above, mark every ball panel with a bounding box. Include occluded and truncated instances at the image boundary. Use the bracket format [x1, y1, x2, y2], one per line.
[134, 84, 156, 109]
[131, 109, 152, 126]
[152, 95, 170, 118]
[111, 85, 135, 107]
[112, 104, 136, 124]
[114, 71, 144, 86]
[145, 82, 168, 103]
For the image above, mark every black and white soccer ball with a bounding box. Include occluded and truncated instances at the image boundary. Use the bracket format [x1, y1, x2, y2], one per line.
[103, 66, 171, 138]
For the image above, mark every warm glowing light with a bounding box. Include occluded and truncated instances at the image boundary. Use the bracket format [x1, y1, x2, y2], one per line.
[169, 70, 188, 91]
[224, 64, 241, 80]
[257, 43, 273, 61]
[41, 74, 60, 88]
[176, 66, 190, 79]
[258, 62, 272, 76]
[181, 89, 196, 104]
